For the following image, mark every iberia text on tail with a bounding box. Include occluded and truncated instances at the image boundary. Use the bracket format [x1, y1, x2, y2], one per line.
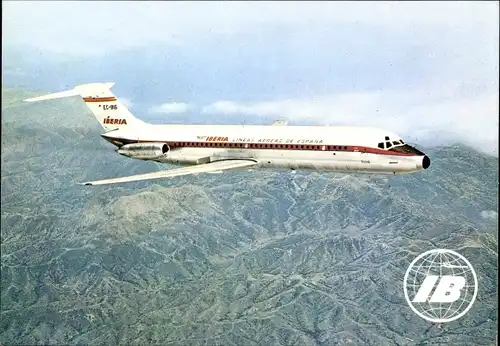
[24, 82, 145, 131]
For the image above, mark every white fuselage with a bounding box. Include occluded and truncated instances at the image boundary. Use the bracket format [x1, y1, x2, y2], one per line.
[102, 124, 431, 175]
[23, 82, 431, 185]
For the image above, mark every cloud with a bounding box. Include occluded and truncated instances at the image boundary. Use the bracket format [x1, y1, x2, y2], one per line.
[480, 210, 498, 219]
[2, 2, 498, 155]
[2, 2, 498, 56]
[201, 101, 264, 116]
[202, 84, 498, 155]
[151, 103, 193, 114]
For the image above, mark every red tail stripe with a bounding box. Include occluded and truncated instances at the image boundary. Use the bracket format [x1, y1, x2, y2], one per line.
[83, 97, 117, 102]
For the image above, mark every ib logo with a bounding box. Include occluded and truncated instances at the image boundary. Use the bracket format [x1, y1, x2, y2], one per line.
[403, 249, 478, 323]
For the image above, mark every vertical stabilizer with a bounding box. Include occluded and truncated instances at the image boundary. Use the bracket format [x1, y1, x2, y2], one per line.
[24, 82, 146, 131]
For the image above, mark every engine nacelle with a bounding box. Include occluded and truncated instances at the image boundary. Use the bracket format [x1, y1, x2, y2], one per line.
[117, 143, 169, 160]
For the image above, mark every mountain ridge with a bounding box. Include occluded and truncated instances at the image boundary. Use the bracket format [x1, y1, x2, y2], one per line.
[1, 86, 498, 345]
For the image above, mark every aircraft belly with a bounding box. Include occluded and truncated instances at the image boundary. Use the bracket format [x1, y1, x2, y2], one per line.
[154, 149, 419, 174]
[256, 151, 419, 173]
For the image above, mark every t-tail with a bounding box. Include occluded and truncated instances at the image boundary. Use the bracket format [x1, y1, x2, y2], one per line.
[23, 82, 146, 131]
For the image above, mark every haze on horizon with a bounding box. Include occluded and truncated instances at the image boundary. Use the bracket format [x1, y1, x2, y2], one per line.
[2, 1, 499, 155]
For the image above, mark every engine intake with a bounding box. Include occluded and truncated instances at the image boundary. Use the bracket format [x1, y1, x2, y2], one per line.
[117, 143, 169, 160]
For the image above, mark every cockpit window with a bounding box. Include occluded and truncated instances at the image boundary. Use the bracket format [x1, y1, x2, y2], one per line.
[388, 144, 425, 155]
[377, 137, 410, 150]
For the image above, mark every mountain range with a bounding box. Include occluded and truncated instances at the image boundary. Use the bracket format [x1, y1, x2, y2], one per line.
[1, 87, 498, 345]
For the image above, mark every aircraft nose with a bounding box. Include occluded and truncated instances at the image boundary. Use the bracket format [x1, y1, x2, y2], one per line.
[422, 155, 430, 169]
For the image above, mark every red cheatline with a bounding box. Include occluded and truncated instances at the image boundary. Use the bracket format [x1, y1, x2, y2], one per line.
[102, 136, 418, 157]
[83, 97, 117, 102]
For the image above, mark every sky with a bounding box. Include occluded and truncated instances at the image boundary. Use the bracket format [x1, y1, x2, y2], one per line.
[2, 1, 499, 155]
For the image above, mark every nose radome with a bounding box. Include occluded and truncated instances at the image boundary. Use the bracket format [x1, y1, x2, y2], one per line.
[422, 155, 430, 169]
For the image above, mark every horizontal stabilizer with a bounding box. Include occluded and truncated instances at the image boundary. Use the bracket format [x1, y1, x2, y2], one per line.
[79, 159, 258, 186]
[24, 89, 79, 102]
[23, 83, 115, 102]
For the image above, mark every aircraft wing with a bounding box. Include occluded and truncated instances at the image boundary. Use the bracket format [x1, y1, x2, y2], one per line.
[272, 120, 288, 126]
[79, 159, 258, 186]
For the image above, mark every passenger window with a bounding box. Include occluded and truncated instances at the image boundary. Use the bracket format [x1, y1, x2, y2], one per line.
[343, 146, 347, 150]
[378, 143, 384, 149]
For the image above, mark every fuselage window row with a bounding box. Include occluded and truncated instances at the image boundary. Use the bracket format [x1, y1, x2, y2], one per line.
[167, 142, 353, 151]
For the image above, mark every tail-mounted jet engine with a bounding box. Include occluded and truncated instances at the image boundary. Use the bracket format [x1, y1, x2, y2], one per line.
[116, 143, 169, 160]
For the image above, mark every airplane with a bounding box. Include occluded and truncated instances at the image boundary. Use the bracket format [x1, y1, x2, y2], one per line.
[24, 82, 430, 186]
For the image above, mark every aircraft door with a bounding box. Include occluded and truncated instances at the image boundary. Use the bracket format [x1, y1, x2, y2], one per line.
[359, 148, 372, 171]
[357, 147, 370, 164]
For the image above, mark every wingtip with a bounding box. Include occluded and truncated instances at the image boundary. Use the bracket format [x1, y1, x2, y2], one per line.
[78, 182, 93, 186]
